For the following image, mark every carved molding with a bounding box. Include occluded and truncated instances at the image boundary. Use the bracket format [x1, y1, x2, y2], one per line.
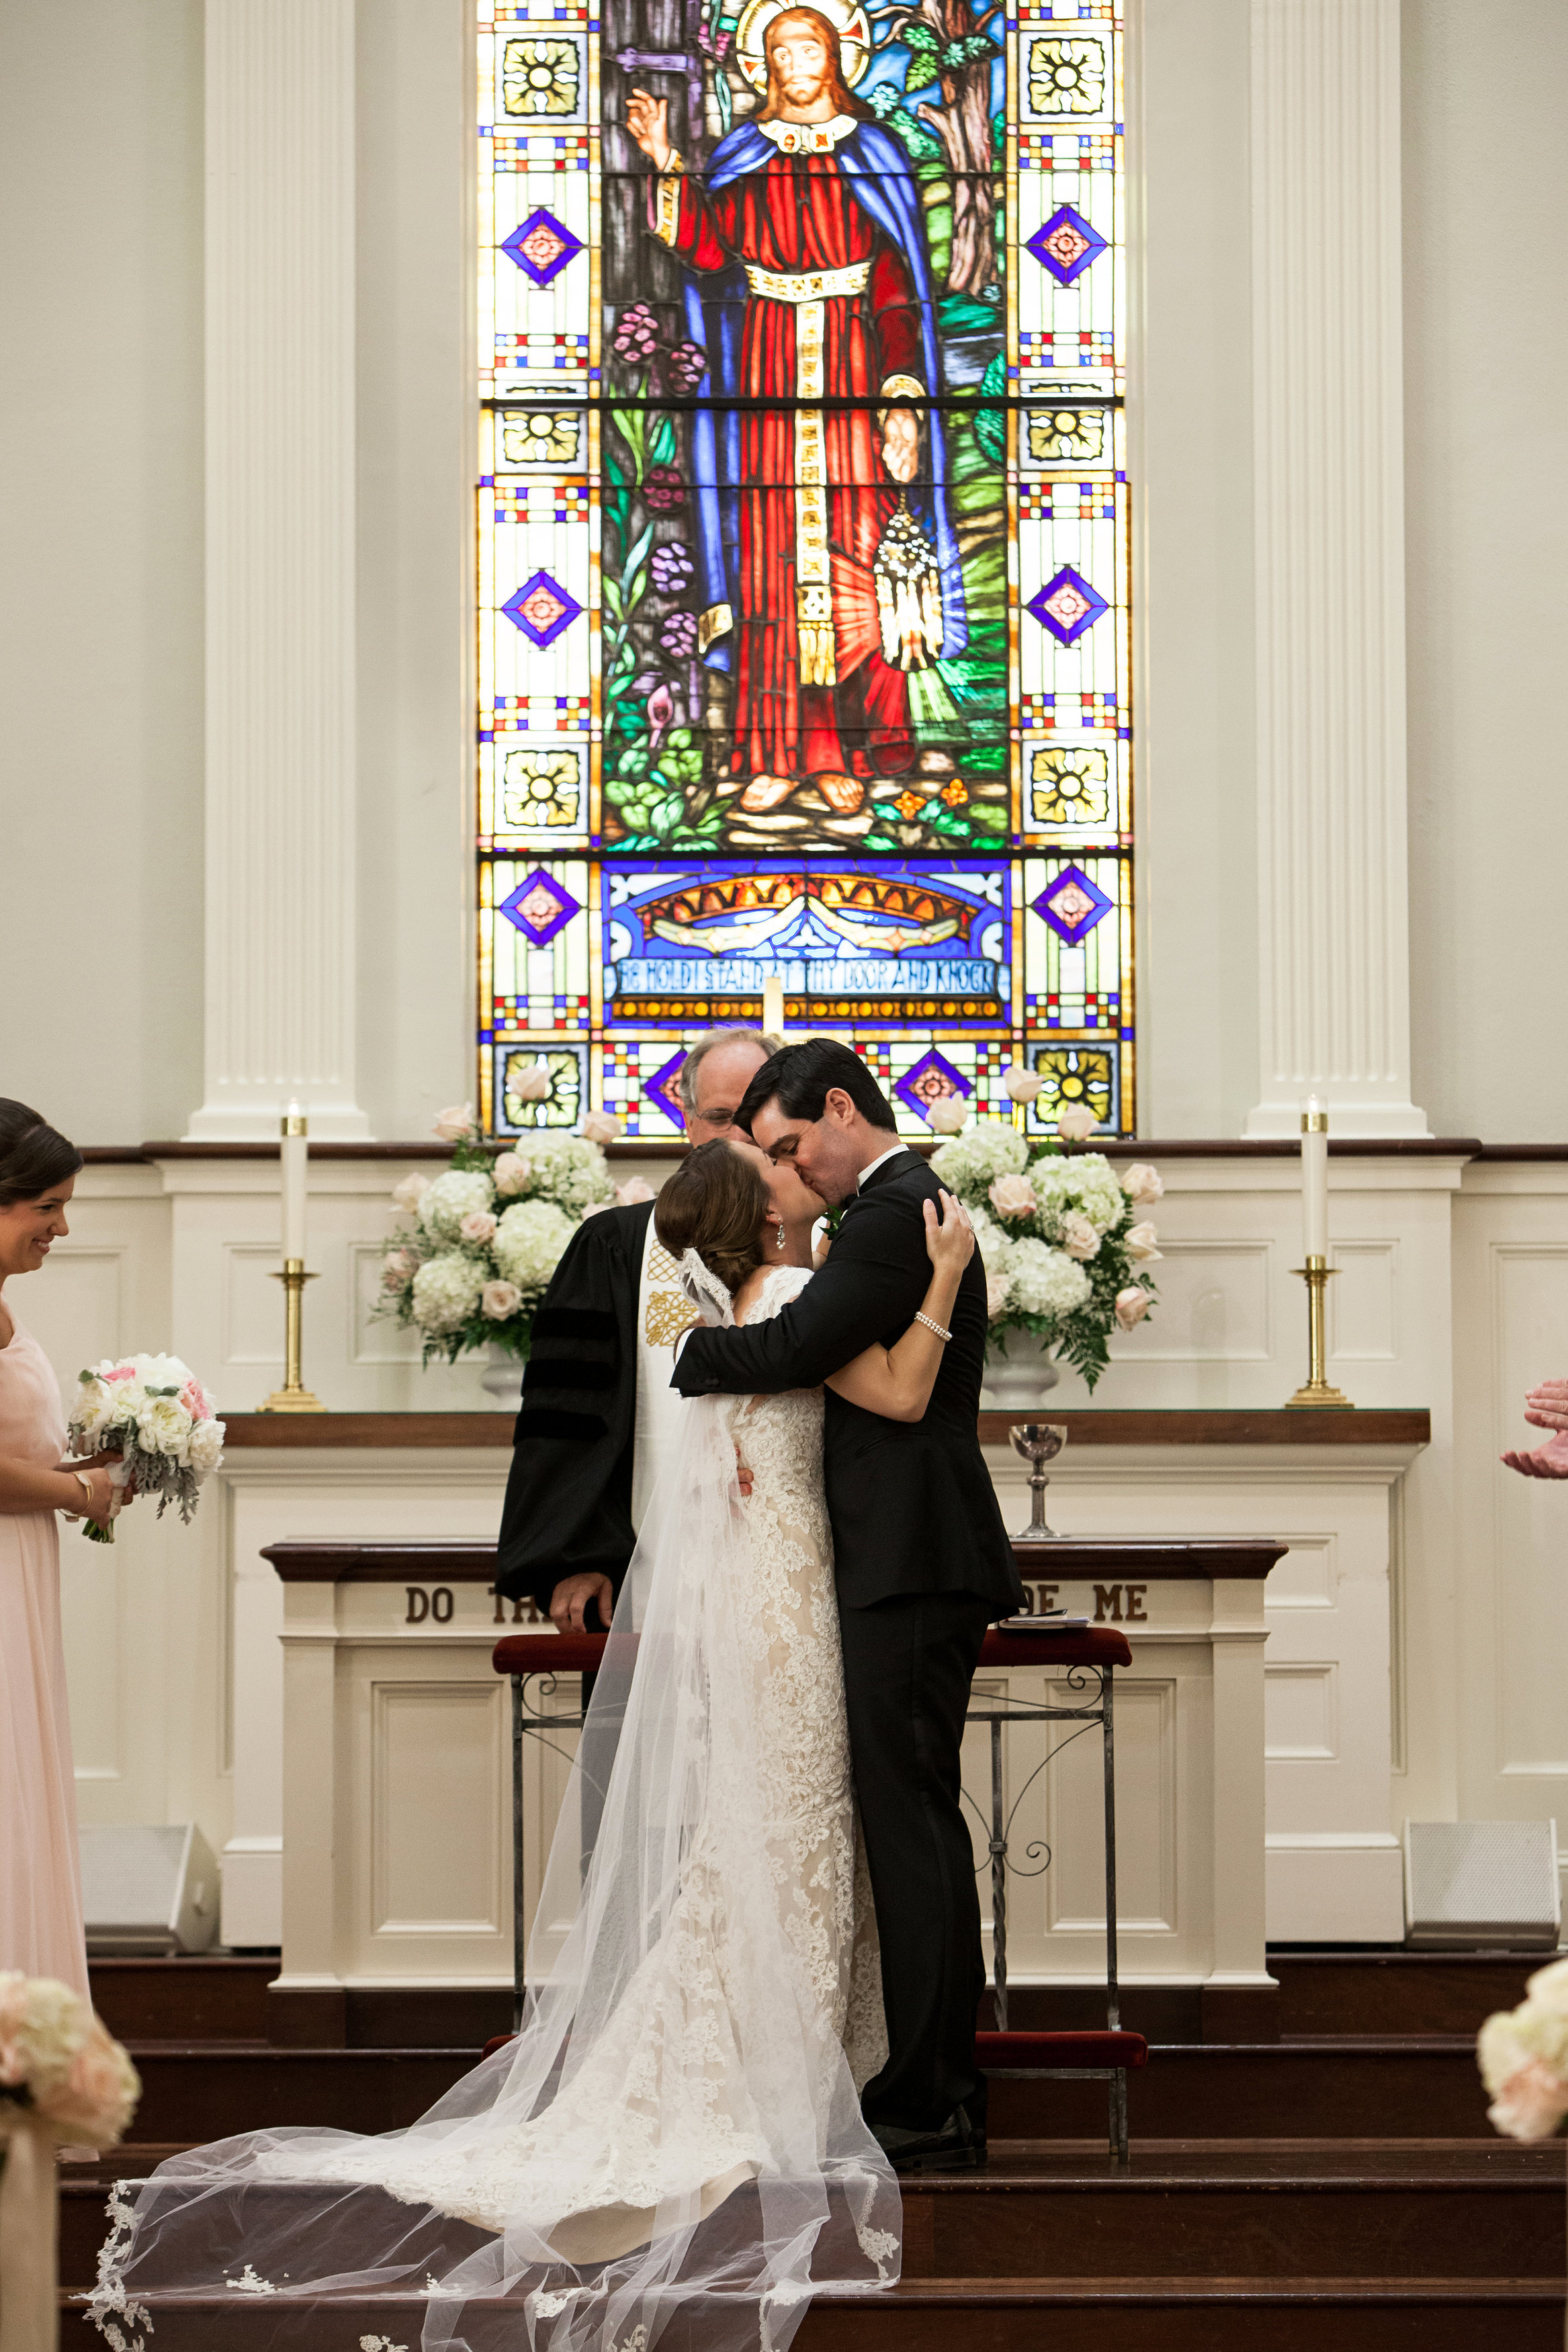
[1245, 0, 1428, 1137]
[190, 1, 368, 1139]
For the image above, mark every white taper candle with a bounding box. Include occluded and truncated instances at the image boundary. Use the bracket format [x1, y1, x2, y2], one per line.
[1301, 1097, 1327, 1259]
[281, 1104, 308, 1264]
[762, 975, 785, 1038]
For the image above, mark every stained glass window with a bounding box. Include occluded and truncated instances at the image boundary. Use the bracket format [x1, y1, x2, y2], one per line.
[476, 0, 1131, 1137]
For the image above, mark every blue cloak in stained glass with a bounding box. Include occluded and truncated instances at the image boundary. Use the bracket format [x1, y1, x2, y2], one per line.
[677, 120, 969, 673]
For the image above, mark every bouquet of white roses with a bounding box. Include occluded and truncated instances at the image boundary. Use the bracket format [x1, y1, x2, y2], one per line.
[66, 1354, 225, 1545]
[930, 1099, 1162, 1391]
[377, 1096, 646, 1368]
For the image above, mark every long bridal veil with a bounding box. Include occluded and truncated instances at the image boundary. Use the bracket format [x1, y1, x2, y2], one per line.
[92, 1262, 900, 2352]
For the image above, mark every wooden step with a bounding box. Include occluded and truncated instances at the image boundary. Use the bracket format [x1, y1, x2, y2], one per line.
[60, 2277, 1566, 2351]
[1270, 1951, 1542, 2039]
[982, 2040, 1493, 2141]
[105, 2035, 1497, 2148]
[58, 2139, 1563, 2296]
[88, 1958, 277, 2043]
[84, 1950, 1552, 2052]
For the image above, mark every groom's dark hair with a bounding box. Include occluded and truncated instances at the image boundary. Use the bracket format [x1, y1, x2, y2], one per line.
[736, 1038, 898, 1137]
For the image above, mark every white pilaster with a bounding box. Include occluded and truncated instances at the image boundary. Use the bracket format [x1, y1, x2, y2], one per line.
[189, 1, 369, 1140]
[1245, 0, 1427, 1138]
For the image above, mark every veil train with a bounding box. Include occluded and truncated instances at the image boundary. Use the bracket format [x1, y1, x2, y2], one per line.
[92, 1255, 900, 2352]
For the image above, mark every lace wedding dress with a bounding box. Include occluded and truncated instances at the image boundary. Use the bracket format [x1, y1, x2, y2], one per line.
[93, 1257, 899, 2352]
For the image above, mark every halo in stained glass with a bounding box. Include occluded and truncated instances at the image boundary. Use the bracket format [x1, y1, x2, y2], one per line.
[1026, 202, 1107, 288]
[894, 1047, 973, 1127]
[1032, 863, 1113, 946]
[499, 866, 582, 946]
[1027, 565, 1108, 646]
[503, 569, 583, 648]
[502, 206, 584, 288]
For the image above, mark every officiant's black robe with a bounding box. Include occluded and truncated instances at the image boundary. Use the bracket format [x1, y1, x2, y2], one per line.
[494, 1198, 656, 1619]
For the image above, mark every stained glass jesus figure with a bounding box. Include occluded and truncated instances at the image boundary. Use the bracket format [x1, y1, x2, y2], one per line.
[626, 2, 967, 813]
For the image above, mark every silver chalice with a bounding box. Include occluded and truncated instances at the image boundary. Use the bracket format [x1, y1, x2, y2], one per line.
[1009, 1421, 1068, 1540]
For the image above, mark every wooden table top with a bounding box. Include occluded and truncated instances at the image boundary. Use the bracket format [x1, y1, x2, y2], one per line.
[225, 1406, 1430, 1450]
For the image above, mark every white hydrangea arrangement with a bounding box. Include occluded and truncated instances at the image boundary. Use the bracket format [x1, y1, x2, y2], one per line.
[930, 1084, 1162, 1390]
[376, 1099, 623, 1368]
[1478, 1956, 1568, 2141]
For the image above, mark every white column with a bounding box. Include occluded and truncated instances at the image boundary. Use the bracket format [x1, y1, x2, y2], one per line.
[189, 1, 369, 1140]
[1244, 0, 1428, 1138]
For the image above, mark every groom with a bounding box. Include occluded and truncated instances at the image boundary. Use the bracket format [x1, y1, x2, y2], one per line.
[673, 1038, 1024, 2171]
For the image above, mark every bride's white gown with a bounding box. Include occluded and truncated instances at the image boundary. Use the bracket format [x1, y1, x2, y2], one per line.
[93, 1260, 899, 2352]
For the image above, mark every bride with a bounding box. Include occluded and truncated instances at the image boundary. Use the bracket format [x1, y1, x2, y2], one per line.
[93, 1136, 975, 2352]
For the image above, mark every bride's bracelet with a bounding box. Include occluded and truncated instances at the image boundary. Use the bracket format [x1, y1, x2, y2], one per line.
[914, 1310, 952, 1343]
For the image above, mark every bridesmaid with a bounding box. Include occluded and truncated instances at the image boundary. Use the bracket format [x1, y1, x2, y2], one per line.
[0, 1100, 124, 2001]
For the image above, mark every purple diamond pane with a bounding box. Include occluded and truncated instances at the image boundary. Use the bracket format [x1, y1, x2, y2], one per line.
[644, 1050, 689, 1131]
[502, 206, 584, 288]
[1026, 564, 1108, 646]
[503, 569, 583, 648]
[1032, 864, 1113, 947]
[499, 868, 581, 947]
[1025, 203, 1108, 288]
[894, 1048, 973, 1129]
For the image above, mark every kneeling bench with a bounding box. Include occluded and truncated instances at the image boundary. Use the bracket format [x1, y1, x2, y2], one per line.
[969, 1623, 1147, 2164]
[492, 1621, 1147, 2160]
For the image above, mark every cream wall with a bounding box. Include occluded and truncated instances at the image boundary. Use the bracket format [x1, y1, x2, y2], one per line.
[1402, 0, 1568, 1142]
[0, 0, 206, 1144]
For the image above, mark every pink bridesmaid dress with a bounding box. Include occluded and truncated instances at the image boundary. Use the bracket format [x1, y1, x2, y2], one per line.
[0, 1311, 89, 2001]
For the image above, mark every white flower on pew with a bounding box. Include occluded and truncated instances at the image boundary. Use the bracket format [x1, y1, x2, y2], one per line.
[1479, 1958, 1568, 2140]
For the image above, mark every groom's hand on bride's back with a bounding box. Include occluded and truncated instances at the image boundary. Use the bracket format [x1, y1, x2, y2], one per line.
[550, 1570, 614, 1633]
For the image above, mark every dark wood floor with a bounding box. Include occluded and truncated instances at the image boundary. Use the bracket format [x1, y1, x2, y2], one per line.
[61, 1950, 1566, 2349]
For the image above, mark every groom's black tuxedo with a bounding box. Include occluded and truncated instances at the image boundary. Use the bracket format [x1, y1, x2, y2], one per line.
[674, 1144, 1023, 2138]
[673, 1148, 1023, 1614]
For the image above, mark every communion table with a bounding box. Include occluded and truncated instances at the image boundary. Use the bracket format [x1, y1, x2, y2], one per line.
[212, 1408, 1429, 2046]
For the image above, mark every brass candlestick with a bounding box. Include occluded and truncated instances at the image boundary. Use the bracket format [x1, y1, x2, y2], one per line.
[260, 1260, 325, 1413]
[1284, 1255, 1351, 1409]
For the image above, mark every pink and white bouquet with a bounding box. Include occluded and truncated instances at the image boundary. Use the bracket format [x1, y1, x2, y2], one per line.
[1478, 1958, 1568, 2140]
[67, 1353, 225, 1545]
[378, 1099, 642, 1368]
[0, 1973, 140, 2147]
[930, 1095, 1161, 1390]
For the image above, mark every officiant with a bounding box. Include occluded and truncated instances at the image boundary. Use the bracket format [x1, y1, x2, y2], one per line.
[494, 1027, 779, 1628]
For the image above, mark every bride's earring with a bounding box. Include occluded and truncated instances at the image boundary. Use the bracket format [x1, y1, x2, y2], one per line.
[773, 1220, 786, 1253]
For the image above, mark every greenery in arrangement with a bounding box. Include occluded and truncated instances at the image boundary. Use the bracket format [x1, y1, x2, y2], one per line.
[376, 1100, 636, 1367]
[929, 1112, 1162, 1389]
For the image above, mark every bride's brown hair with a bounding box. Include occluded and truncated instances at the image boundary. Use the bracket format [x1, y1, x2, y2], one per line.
[754, 7, 876, 124]
[654, 1140, 772, 1296]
